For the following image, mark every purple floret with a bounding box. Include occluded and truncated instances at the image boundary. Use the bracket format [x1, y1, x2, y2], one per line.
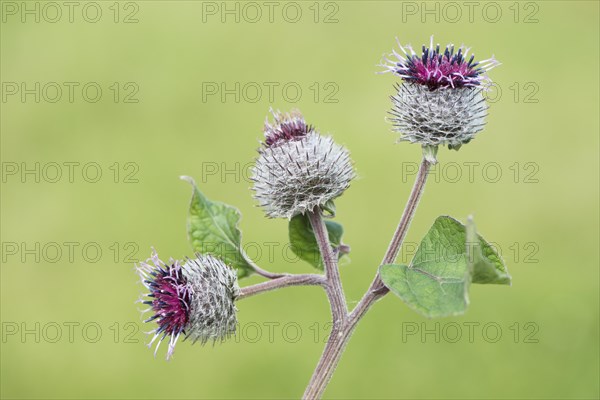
[383, 36, 499, 90]
[264, 109, 313, 147]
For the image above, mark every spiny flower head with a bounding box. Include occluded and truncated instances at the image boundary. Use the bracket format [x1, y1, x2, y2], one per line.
[136, 250, 239, 359]
[383, 36, 499, 90]
[381, 36, 499, 150]
[251, 109, 354, 219]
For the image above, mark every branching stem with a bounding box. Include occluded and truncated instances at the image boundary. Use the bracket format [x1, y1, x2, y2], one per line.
[236, 158, 432, 400]
[302, 157, 432, 399]
[238, 274, 326, 300]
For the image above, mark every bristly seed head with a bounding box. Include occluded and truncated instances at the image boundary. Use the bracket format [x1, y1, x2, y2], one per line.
[381, 36, 499, 149]
[252, 109, 354, 219]
[136, 250, 238, 360]
[382, 35, 499, 90]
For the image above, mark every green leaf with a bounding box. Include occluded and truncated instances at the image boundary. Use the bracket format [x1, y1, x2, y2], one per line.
[181, 176, 252, 279]
[380, 216, 510, 318]
[380, 260, 469, 318]
[288, 213, 348, 270]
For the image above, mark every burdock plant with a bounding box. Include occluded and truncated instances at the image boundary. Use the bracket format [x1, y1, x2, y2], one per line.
[134, 37, 511, 399]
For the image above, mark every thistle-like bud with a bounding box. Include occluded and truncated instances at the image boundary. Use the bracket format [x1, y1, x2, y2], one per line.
[251, 109, 354, 219]
[382, 36, 500, 151]
[136, 251, 239, 359]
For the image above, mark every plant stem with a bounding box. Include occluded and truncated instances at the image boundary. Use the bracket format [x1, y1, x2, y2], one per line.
[373, 156, 432, 293]
[238, 274, 326, 300]
[302, 157, 432, 400]
[307, 208, 348, 322]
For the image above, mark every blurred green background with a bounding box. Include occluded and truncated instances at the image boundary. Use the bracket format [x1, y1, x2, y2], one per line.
[1, 1, 598, 399]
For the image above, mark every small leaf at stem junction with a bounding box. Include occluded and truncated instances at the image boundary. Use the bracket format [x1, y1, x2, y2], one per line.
[288, 213, 348, 270]
[181, 176, 253, 278]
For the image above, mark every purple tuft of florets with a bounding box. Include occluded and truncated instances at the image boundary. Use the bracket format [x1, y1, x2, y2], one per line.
[137, 251, 189, 359]
[264, 108, 313, 147]
[382, 36, 499, 90]
[146, 262, 190, 336]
